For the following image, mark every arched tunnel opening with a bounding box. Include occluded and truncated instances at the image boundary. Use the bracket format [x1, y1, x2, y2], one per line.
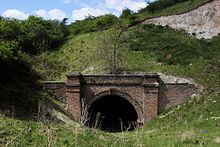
[85, 95, 138, 132]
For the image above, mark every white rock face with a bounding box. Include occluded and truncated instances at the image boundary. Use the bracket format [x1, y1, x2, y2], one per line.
[143, 0, 220, 39]
[158, 73, 195, 84]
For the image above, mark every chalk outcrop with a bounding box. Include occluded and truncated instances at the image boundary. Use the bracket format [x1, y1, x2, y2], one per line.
[143, 0, 220, 39]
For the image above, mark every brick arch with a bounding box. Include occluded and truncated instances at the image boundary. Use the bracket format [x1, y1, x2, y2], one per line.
[88, 90, 143, 122]
[65, 73, 160, 124]
[45, 73, 197, 127]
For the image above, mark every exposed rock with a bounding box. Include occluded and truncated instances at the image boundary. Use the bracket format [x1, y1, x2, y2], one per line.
[143, 0, 220, 39]
[158, 73, 195, 84]
[50, 110, 75, 125]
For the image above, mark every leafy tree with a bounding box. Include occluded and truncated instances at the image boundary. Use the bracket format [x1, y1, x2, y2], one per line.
[60, 18, 70, 37]
[0, 15, 70, 117]
[0, 40, 41, 117]
[0, 16, 70, 55]
[120, 8, 133, 19]
[0, 18, 22, 42]
[21, 16, 51, 54]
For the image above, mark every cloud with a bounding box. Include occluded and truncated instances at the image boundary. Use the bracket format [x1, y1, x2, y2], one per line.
[63, 0, 71, 4]
[71, 0, 148, 22]
[2, 8, 66, 21]
[33, 9, 49, 18]
[72, 7, 110, 21]
[33, 9, 66, 20]
[49, 9, 66, 20]
[2, 9, 28, 20]
[63, 0, 78, 4]
[105, 0, 147, 12]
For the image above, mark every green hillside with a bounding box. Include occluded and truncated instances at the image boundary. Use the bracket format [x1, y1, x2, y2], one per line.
[27, 24, 220, 146]
[33, 24, 220, 89]
[1, 0, 220, 146]
[1, 87, 220, 146]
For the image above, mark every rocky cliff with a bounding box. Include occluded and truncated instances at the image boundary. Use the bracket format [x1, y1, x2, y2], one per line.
[143, 0, 220, 39]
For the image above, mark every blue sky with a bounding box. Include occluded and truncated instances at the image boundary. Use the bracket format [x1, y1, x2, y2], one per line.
[0, 0, 155, 22]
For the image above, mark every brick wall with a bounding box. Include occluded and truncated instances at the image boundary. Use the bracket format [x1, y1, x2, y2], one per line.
[158, 83, 197, 112]
[43, 81, 67, 103]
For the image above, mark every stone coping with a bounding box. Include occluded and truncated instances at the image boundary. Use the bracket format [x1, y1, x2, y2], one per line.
[66, 73, 159, 78]
[42, 81, 66, 84]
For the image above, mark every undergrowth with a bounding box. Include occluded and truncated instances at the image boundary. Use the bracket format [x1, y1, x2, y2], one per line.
[1, 91, 219, 146]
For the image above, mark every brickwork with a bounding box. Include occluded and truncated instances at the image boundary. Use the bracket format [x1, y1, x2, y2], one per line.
[144, 87, 159, 122]
[43, 81, 66, 103]
[158, 83, 197, 112]
[43, 73, 197, 124]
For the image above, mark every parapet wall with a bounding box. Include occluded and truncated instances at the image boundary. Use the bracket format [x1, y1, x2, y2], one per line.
[159, 83, 196, 112]
[43, 81, 67, 103]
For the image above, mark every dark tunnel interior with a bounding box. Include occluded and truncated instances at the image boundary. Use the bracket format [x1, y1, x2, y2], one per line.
[86, 95, 138, 132]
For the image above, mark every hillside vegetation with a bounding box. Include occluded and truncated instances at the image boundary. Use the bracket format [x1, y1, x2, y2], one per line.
[31, 23, 219, 146]
[135, 0, 211, 21]
[34, 24, 220, 89]
[1, 89, 220, 146]
[69, 0, 211, 34]
[0, 0, 220, 146]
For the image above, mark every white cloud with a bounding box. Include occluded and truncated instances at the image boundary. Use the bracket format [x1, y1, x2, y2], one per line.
[49, 9, 66, 20]
[33, 9, 66, 20]
[105, 0, 147, 12]
[71, 0, 148, 22]
[2, 9, 28, 20]
[2, 9, 66, 21]
[63, 0, 78, 3]
[33, 9, 49, 18]
[63, 0, 71, 4]
[72, 7, 110, 21]
[32, 9, 66, 20]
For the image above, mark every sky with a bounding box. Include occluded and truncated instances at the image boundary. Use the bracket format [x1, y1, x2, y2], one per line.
[0, 0, 155, 22]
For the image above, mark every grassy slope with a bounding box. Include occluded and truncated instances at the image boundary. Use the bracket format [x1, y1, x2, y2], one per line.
[1, 92, 219, 146]
[1, 0, 220, 146]
[33, 33, 102, 81]
[33, 24, 220, 89]
[4, 24, 217, 146]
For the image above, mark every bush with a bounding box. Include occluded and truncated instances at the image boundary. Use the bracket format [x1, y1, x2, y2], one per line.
[0, 15, 70, 116]
[124, 24, 218, 66]
[71, 14, 119, 35]
[147, 0, 189, 13]
[0, 43, 41, 117]
[120, 8, 133, 19]
[0, 16, 70, 55]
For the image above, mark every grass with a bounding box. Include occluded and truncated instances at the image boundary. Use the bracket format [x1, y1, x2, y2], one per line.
[33, 24, 220, 89]
[33, 33, 99, 81]
[123, 24, 220, 89]
[1, 92, 219, 146]
[18, 23, 219, 146]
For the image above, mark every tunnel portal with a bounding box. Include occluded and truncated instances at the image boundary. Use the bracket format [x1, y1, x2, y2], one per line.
[86, 95, 138, 132]
[44, 73, 197, 132]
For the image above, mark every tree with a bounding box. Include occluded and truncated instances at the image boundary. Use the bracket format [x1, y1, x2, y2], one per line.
[120, 8, 133, 19]
[71, 14, 118, 35]
[96, 26, 127, 73]
[60, 18, 70, 37]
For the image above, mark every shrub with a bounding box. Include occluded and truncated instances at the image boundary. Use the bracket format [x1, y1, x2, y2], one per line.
[71, 14, 119, 35]
[0, 16, 70, 55]
[147, 0, 189, 13]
